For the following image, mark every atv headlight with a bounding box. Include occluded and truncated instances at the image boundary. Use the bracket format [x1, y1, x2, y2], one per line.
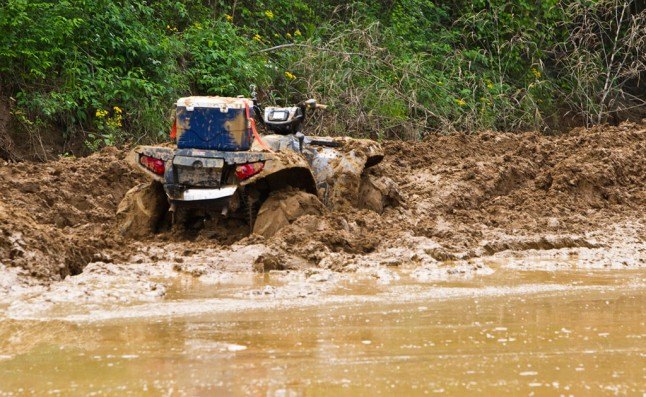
[269, 110, 289, 121]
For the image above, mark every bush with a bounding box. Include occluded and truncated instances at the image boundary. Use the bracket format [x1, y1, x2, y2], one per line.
[0, 1, 271, 154]
[0, 0, 643, 159]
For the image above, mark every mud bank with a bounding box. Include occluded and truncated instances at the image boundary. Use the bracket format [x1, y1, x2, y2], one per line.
[0, 147, 143, 280]
[0, 123, 644, 290]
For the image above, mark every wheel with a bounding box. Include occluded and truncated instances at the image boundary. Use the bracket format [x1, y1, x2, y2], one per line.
[116, 181, 169, 238]
[252, 188, 325, 238]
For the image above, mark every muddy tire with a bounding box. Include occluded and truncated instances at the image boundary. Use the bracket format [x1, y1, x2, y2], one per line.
[253, 189, 325, 238]
[116, 181, 169, 238]
[358, 174, 402, 214]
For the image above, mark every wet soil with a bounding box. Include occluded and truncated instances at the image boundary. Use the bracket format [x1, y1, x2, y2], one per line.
[0, 122, 644, 288]
[0, 147, 144, 281]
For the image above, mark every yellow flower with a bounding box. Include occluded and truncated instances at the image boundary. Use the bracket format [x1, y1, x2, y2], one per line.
[253, 34, 262, 42]
[113, 106, 122, 114]
[531, 67, 541, 79]
[225, 14, 233, 22]
[294, 29, 301, 37]
[284, 71, 296, 80]
[286, 32, 292, 39]
[95, 109, 108, 118]
[455, 98, 466, 107]
[264, 10, 274, 19]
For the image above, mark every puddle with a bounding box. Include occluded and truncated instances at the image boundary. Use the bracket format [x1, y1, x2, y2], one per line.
[0, 262, 644, 396]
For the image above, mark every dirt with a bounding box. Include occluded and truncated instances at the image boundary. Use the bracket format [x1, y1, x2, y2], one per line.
[0, 147, 144, 280]
[0, 122, 644, 289]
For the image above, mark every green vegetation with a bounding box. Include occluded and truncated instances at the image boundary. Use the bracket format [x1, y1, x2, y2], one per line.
[0, 0, 643, 156]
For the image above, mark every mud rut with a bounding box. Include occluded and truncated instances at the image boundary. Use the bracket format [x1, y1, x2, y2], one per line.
[0, 122, 644, 285]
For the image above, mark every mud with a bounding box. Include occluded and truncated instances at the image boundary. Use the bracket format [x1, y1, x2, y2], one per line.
[253, 188, 326, 238]
[0, 147, 143, 280]
[0, 122, 644, 291]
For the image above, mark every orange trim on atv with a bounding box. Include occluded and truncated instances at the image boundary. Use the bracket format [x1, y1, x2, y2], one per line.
[170, 118, 177, 140]
[245, 102, 273, 152]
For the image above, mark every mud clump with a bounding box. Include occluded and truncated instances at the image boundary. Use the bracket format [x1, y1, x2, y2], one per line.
[0, 147, 143, 280]
[253, 253, 287, 272]
[253, 188, 326, 238]
[0, 122, 644, 284]
[117, 181, 169, 238]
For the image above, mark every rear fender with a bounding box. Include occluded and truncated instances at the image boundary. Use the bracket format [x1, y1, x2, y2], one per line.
[128, 145, 175, 183]
[240, 150, 317, 195]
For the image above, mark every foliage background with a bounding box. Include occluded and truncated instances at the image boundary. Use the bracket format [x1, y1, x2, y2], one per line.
[0, 0, 644, 158]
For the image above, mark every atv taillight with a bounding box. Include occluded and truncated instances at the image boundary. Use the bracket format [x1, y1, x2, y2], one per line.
[235, 162, 264, 180]
[140, 155, 165, 175]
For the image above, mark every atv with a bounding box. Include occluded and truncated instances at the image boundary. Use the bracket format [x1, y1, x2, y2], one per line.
[118, 91, 397, 238]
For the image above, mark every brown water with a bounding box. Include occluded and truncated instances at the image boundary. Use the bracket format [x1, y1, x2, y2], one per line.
[0, 267, 644, 396]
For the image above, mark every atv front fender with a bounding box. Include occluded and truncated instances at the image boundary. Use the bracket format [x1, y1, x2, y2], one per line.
[303, 137, 384, 208]
[339, 137, 384, 168]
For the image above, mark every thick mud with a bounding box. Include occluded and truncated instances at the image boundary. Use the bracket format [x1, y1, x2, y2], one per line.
[0, 122, 644, 395]
[0, 122, 644, 289]
[0, 147, 144, 280]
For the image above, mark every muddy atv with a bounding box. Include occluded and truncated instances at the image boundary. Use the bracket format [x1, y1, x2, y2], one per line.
[118, 95, 397, 238]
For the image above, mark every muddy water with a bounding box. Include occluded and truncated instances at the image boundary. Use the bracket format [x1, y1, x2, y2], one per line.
[0, 264, 644, 396]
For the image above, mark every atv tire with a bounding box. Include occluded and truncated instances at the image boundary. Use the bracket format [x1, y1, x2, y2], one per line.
[253, 189, 325, 238]
[117, 181, 169, 238]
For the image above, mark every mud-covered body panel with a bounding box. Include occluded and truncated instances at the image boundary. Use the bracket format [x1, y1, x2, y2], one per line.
[175, 148, 272, 164]
[240, 148, 317, 195]
[129, 134, 384, 208]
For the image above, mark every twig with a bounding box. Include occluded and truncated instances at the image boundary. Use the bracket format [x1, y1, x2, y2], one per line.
[252, 43, 373, 58]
